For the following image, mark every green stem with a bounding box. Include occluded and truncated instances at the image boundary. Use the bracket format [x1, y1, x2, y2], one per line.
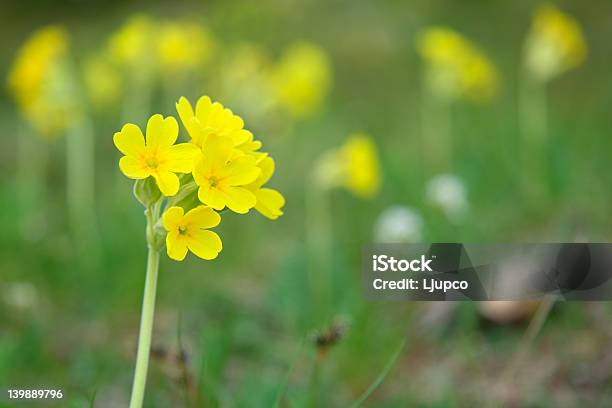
[421, 89, 452, 178]
[66, 114, 98, 257]
[305, 181, 333, 322]
[16, 125, 48, 232]
[348, 338, 406, 408]
[519, 72, 548, 198]
[129, 205, 161, 408]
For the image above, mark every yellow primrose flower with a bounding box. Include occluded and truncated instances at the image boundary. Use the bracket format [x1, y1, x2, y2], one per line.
[417, 27, 499, 103]
[269, 42, 332, 118]
[108, 15, 154, 68]
[314, 133, 381, 198]
[192, 136, 261, 213]
[7, 25, 71, 136]
[245, 157, 285, 220]
[114, 114, 199, 196]
[158, 21, 215, 75]
[176, 96, 252, 149]
[162, 205, 222, 261]
[524, 4, 587, 82]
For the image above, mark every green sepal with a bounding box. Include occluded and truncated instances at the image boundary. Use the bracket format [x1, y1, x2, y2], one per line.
[133, 177, 162, 207]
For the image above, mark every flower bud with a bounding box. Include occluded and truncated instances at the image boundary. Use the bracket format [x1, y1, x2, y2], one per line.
[166, 180, 199, 212]
[133, 177, 162, 207]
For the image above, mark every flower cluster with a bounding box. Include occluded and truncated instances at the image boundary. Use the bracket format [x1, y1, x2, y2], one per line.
[114, 96, 285, 261]
[524, 4, 587, 82]
[416, 26, 499, 103]
[7, 25, 73, 136]
[314, 133, 381, 198]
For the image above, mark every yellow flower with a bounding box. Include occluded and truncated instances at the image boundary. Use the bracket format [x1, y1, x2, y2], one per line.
[417, 27, 499, 103]
[269, 42, 332, 118]
[524, 4, 587, 82]
[108, 15, 154, 68]
[158, 21, 215, 75]
[162, 205, 222, 261]
[114, 114, 199, 196]
[7, 25, 71, 136]
[245, 157, 285, 220]
[314, 133, 381, 198]
[192, 136, 261, 213]
[176, 96, 252, 149]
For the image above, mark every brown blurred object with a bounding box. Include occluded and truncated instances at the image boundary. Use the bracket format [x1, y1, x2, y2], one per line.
[478, 300, 540, 324]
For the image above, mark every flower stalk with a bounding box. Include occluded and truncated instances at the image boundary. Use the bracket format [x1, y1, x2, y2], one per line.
[519, 71, 548, 200]
[66, 114, 98, 260]
[129, 202, 161, 408]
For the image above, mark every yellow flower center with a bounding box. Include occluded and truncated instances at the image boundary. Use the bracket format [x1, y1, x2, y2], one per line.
[209, 175, 219, 187]
[145, 156, 159, 169]
[178, 225, 187, 235]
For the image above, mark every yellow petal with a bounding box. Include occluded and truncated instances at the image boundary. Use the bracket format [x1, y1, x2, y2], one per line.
[183, 205, 221, 229]
[146, 114, 178, 149]
[166, 231, 189, 261]
[119, 156, 150, 179]
[222, 186, 256, 214]
[228, 129, 251, 146]
[194, 95, 214, 121]
[176, 97, 197, 135]
[197, 186, 226, 210]
[225, 156, 261, 186]
[162, 143, 200, 173]
[114, 123, 145, 156]
[153, 170, 180, 196]
[186, 229, 222, 260]
[258, 157, 275, 186]
[162, 206, 185, 231]
[202, 136, 234, 168]
[255, 188, 285, 220]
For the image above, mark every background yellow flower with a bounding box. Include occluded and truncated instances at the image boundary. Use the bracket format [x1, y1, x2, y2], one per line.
[157, 21, 215, 75]
[417, 26, 499, 103]
[269, 42, 332, 118]
[314, 133, 381, 198]
[524, 4, 587, 82]
[7, 25, 72, 136]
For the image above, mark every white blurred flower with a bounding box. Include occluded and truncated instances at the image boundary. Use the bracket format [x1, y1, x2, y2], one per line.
[374, 206, 424, 243]
[426, 174, 468, 222]
[2, 281, 38, 311]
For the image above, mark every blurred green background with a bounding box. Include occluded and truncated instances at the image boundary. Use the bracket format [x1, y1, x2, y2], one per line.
[1, 0, 612, 407]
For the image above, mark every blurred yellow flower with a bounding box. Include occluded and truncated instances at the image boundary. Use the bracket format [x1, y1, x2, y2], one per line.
[176, 96, 252, 148]
[269, 42, 332, 118]
[114, 114, 199, 196]
[524, 4, 587, 82]
[192, 136, 261, 213]
[108, 15, 154, 68]
[7, 25, 71, 136]
[245, 157, 285, 220]
[162, 205, 222, 261]
[157, 21, 215, 75]
[417, 27, 499, 103]
[315, 133, 381, 198]
[83, 53, 122, 108]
